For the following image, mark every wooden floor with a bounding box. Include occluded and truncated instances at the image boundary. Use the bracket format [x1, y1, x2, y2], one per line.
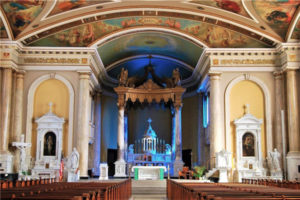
[130, 180, 167, 200]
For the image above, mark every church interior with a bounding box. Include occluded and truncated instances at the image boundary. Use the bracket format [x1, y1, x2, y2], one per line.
[0, 0, 300, 199]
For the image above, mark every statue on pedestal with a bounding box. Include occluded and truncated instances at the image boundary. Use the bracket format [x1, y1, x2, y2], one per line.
[65, 147, 80, 182]
[268, 148, 282, 175]
[12, 134, 31, 175]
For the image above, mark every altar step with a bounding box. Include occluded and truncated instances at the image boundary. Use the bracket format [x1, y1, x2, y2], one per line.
[131, 180, 167, 200]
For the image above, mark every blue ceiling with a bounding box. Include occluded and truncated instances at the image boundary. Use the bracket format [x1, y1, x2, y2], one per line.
[107, 56, 192, 81]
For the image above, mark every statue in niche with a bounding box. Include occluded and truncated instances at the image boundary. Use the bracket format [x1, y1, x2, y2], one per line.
[242, 132, 254, 157]
[172, 68, 181, 86]
[119, 68, 128, 86]
[43, 132, 56, 156]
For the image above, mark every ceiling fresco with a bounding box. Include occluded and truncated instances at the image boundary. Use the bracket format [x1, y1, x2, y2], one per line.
[291, 17, 300, 39]
[107, 57, 192, 81]
[48, 0, 110, 17]
[189, 0, 250, 18]
[252, 0, 299, 39]
[0, 18, 8, 39]
[97, 32, 203, 67]
[1, 1, 45, 37]
[29, 16, 269, 48]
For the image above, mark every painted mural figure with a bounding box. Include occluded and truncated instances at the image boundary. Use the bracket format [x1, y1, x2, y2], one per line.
[44, 133, 56, 156]
[242, 133, 254, 157]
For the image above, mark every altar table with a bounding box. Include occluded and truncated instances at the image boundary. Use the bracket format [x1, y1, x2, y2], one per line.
[132, 166, 166, 180]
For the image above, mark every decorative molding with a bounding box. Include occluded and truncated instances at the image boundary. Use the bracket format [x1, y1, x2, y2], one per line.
[224, 75, 273, 154]
[25, 74, 75, 157]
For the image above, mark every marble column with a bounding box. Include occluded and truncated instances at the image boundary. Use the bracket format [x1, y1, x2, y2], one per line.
[285, 69, 300, 180]
[0, 68, 13, 173]
[273, 72, 284, 156]
[77, 72, 90, 178]
[114, 101, 127, 177]
[93, 92, 102, 176]
[209, 72, 224, 168]
[172, 104, 184, 177]
[12, 71, 25, 172]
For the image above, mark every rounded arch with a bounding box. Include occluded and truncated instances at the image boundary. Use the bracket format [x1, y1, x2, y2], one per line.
[89, 26, 209, 48]
[25, 74, 74, 156]
[224, 74, 272, 154]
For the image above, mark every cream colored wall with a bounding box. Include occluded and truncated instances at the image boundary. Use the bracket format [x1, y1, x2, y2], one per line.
[23, 71, 79, 158]
[230, 80, 266, 158]
[220, 72, 275, 163]
[32, 79, 69, 157]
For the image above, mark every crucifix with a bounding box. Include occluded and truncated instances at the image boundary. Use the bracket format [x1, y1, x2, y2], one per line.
[12, 134, 31, 174]
[245, 104, 250, 114]
[49, 102, 53, 113]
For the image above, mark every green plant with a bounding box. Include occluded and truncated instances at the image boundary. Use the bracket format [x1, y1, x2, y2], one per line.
[193, 166, 206, 178]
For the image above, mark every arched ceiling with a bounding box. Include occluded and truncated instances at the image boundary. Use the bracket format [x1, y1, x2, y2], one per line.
[0, 0, 299, 91]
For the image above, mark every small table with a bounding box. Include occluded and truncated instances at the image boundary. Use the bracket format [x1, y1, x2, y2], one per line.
[132, 166, 166, 180]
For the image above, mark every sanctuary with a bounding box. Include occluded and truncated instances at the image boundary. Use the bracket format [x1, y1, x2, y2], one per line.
[0, 0, 300, 185]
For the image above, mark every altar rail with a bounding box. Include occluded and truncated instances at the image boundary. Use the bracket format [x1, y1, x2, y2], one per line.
[0, 177, 56, 189]
[167, 179, 300, 200]
[242, 178, 300, 190]
[1, 179, 131, 200]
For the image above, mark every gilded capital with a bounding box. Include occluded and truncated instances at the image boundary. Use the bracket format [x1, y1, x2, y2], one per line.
[208, 71, 222, 80]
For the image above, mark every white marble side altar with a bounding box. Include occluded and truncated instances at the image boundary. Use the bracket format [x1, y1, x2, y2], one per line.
[132, 166, 166, 180]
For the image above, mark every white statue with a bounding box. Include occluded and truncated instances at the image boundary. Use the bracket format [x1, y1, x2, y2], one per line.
[216, 149, 232, 169]
[68, 147, 79, 172]
[165, 144, 171, 155]
[268, 148, 281, 171]
[128, 144, 134, 154]
[12, 134, 31, 174]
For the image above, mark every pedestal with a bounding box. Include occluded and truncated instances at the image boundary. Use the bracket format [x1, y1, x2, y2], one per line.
[218, 168, 229, 183]
[0, 153, 13, 173]
[286, 152, 300, 181]
[114, 160, 127, 177]
[173, 160, 184, 177]
[99, 163, 108, 180]
[65, 170, 80, 182]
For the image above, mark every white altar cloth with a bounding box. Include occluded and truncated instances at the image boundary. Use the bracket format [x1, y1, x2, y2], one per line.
[132, 166, 166, 180]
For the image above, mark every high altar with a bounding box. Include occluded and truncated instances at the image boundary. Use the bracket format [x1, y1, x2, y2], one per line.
[114, 65, 186, 177]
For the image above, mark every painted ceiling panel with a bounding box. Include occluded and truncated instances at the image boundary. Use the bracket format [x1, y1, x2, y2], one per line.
[291, 17, 300, 39]
[189, 0, 250, 18]
[107, 57, 192, 81]
[1, 1, 45, 37]
[48, 0, 110, 17]
[252, 0, 299, 39]
[0, 18, 8, 39]
[98, 32, 203, 67]
[29, 16, 269, 48]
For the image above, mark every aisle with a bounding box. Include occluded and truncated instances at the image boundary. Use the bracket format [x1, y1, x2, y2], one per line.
[130, 179, 167, 200]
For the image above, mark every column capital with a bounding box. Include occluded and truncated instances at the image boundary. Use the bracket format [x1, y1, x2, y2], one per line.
[16, 70, 26, 79]
[78, 71, 91, 79]
[273, 71, 283, 79]
[208, 71, 222, 80]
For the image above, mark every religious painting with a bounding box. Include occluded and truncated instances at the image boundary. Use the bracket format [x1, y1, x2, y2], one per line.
[252, 0, 299, 39]
[0, 18, 8, 39]
[48, 0, 110, 17]
[1, 1, 45, 37]
[291, 17, 300, 40]
[189, 0, 250, 18]
[242, 132, 255, 157]
[43, 132, 56, 156]
[30, 16, 269, 48]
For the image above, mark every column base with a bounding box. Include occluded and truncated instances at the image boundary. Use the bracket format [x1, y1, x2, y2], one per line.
[173, 160, 184, 177]
[0, 152, 13, 173]
[114, 160, 127, 177]
[286, 151, 300, 181]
